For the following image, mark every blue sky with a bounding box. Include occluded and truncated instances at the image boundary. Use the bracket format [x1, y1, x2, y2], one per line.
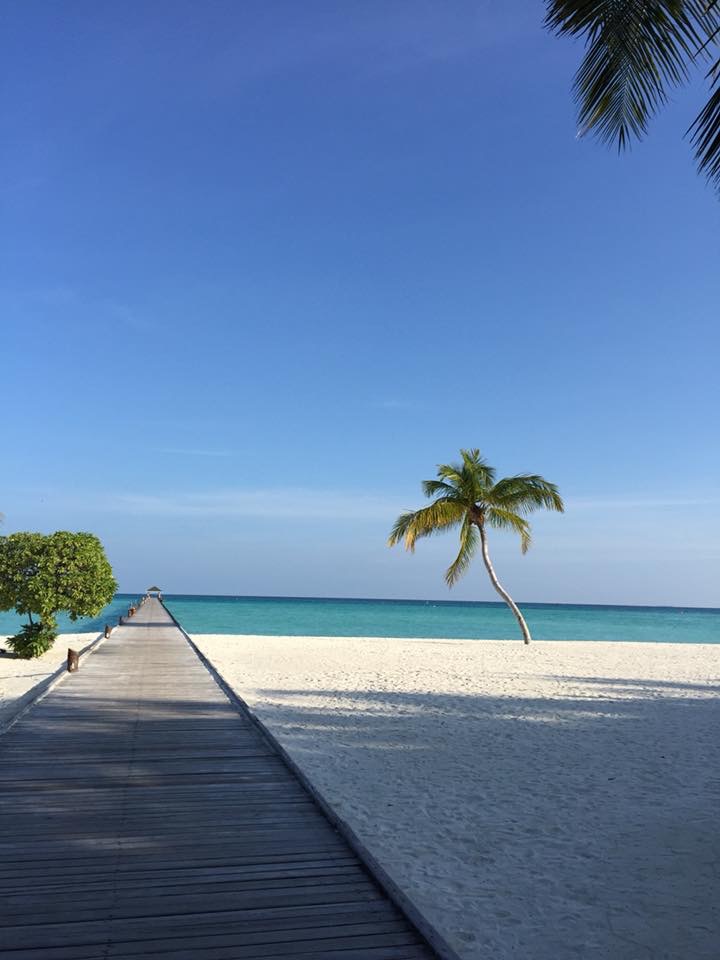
[2, 1, 719, 605]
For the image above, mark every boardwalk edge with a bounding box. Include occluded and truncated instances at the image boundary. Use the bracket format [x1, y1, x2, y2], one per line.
[163, 601, 464, 960]
[0, 629, 111, 737]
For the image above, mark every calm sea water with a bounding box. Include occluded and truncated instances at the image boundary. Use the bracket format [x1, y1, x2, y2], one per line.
[0, 595, 133, 638]
[1, 594, 718, 643]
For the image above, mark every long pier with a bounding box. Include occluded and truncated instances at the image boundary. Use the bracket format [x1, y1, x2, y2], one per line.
[0, 598, 439, 959]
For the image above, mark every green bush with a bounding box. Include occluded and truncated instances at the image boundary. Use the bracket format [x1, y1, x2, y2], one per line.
[7, 620, 58, 659]
[0, 531, 116, 659]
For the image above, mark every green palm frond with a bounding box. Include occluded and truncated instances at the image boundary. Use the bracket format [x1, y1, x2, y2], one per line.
[546, 1, 712, 146]
[435, 449, 495, 501]
[421, 479, 458, 499]
[690, 63, 720, 181]
[445, 517, 479, 586]
[460, 448, 496, 492]
[387, 498, 466, 552]
[486, 507, 532, 554]
[436, 462, 466, 488]
[489, 475, 565, 515]
[546, 0, 720, 186]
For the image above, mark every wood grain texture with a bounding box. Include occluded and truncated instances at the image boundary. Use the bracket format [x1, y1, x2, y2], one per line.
[0, 598, 438, 959]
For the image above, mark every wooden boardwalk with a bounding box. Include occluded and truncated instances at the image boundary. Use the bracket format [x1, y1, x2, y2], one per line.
[0, 599, 439, 960]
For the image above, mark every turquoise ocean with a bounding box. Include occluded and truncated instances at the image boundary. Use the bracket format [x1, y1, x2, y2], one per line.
[1, 594, 718, 644]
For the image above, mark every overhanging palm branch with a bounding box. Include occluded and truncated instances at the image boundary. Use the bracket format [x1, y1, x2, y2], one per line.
[388, 498, 466, 552]
[445, 517, 479, 586]
[485, 508, 532, 554]
[690, 66, 720, 181]
[388, 449, 564, 643]
[546, 0, 720, 188]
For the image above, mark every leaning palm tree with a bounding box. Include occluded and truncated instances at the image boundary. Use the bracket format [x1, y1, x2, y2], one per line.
[388, 449, 563, 644]
[547, 1, 720, 188]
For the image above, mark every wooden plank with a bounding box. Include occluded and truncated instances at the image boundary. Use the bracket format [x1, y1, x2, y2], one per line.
[0, 946, 432, 960]
[0, 902, 401, 950]
[0, 598, 440, 960]
[110, 942, 429, 960]
[6, 862, 363, 890]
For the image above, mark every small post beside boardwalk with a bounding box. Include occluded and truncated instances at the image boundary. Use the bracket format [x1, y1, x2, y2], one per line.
[66, 648, 79, 672]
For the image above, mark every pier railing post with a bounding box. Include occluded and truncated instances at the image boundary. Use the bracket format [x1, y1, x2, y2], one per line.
[67, 649, 79, 672]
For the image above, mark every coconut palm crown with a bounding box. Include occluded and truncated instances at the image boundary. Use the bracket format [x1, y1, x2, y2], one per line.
[388, 449, 564, 644]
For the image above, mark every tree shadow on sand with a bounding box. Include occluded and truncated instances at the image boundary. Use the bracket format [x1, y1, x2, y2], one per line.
[244, 682, 720, 960]
[2, 662, 719, 960]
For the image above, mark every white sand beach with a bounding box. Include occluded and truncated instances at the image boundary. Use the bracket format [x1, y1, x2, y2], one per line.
[193, 634, 720, 960]
[0, 633, 96, 726]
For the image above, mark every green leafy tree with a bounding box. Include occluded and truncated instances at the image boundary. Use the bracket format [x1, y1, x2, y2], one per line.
[388, 449, 563, 644]
[0, 531, 117, 658]
[547, 1, 720, 187]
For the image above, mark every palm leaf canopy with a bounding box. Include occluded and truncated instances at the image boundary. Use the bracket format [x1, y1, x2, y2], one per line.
[546, 0, 720, 186]
[388, 449, 564, 586]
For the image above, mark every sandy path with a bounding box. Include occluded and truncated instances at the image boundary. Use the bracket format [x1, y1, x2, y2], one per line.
[192, 634, 720, 960]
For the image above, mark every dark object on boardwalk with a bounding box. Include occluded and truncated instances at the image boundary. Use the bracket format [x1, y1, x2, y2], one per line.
[128, 606, 136, 617]
[66, 648, 79, 672]
[104, 624, 111, 638]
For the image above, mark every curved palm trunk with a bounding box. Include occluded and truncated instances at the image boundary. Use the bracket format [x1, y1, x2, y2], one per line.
[476, 522, 532, 644]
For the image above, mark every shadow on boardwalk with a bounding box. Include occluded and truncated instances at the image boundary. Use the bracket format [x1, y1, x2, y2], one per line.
[0, 603, 441, 960]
